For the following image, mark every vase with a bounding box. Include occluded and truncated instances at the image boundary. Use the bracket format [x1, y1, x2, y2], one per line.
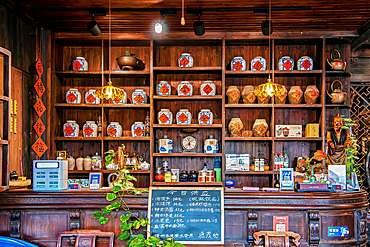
[83, 156, 92, 170]
[304, 85, 320, 104]
[178, 53, 193, 67]
[132, 89, 147, 104]
[67, 156, 75, 170]
[252, 119, 268, 137]
[228, 118, 244, 137]
[131, 122, 145, 137]
[274, 86, 288, 104]
[158, 109, 173, 125]
[278, 56, 294, 70]
[63, 120, 79, 137]
[91, 153, 102, 170]
[156, 81, 171, 96]
[200, 81, 216, 96]
[177, 81, 193, 96]
[242, 85, 256, 104]
[251, 56, 266, 71]
[112, 89, 127, 104]
[76, 157, 84, 170]
[72, 57, 88, 71]
[66, 88, 81, 104]
[226, 86, 241, 104]
[176, 109, 192, 124]
[297, 56, 314, 70]
[83, 121, 98, 137]
[107, 122, 122, 137]
[231, 57, 246, 71]
[288, 86, 304, 104]
[85, 89, 100, 104]
[198, 109, 213, 124]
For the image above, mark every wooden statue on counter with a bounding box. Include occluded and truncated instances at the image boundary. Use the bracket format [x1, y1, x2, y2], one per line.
[326, 114, 351, 166]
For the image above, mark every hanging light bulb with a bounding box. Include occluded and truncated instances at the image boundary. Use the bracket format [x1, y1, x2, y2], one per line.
[255, 76, 285, 98]
[181, 0, 185, 25]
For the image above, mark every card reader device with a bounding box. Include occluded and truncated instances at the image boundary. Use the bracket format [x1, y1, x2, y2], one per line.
[33, 160, 68, 191]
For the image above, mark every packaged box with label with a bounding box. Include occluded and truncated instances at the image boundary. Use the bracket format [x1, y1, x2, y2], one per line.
[226, 154, 250, 171]
[275, 125, 302, 137]
[305, 123, 320, 137]
[238, 154, 250, 171]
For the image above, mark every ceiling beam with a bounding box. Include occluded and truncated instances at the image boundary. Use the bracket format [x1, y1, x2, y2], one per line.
[351, 19, 370, 51]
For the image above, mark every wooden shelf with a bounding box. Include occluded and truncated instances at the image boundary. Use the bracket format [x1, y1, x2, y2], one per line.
[152, 182, 223, 186]
[153, 66, 222, 72]
[153, 153, 222, 157]
[153, 95, 222, 100]
[55, 70, 150, 78]
[0, 95, 10, 101]
[225, 137, 272, 141]
[274, 104, 323, 108]
[103, 103, 151, 108]
[103, 137, 150, 141]
[326, 71, 352, 77]
[225, 171, 273, 175]
[54, 103, 102, 108]
[0, 140, 9, 145]
[225, 104, 272, 108]
[274, 137, 322, 141]
[68, 170, 150, 174]
[153, 124, 222, 129]
[274, 70, 323, 76]
[54, 137, 102, 141]
[225, 71, 270, 76]
[326, 104, 350, 108]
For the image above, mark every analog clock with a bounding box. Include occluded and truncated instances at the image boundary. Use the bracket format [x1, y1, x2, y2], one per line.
[181, 135, 197, 153]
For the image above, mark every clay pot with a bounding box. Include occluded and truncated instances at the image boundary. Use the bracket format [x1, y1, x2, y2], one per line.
[257, 94, 271, 104]
[242, 85, 256, 104]
[76, 157, 84, 170]
[274, 86, 288, 104]
[116, 51, 139, 70]
[67, 156, 75, 170]
[288, 86, 303, 104]
[304, 85, 320, 104]
[252, 119, 268, 137]
[83, 156, 92, 170]
[226, 86, 241, 104]
[228, 118, 244, 137]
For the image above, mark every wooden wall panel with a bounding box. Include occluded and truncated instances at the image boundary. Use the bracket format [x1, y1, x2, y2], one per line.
[224, 211, 246, 242]
[61, 46, 102, 71]
[0, 211, 10, 236]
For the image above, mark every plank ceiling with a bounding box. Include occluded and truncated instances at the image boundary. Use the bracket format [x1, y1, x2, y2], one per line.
[8, 0, 370, 34]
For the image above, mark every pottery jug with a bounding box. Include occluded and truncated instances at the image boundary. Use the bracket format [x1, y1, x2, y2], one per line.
[112, 89, 127, 104]
[200, 81, 216, 96]
[63, 120, 79, 137]
[76, 157, 84, 170]
[72, 57, 88, 71]
[67, 156, 75, 170]
[176, 109, 192, 124]
[251, 56, 266, 71]
[132, 89, 147, 104]
[252, 119, 268, 137]
[298, 56, 314, 70]
[198, 109, 213, 124]
[66, 88, 81, 104]
[156, 81, 171, 96]
[83, 156, 92, 170]
[327, 80, 347, 104]
[288, 86, 304, 104]
[274, 86, 288, 104]
[83, 121, 98, 137]
[242, 85, 256, 104]
[116, 50, 139, 70]
[177, 81, 193, 96]
[85, 89, 100, 104]
[231, 57, 246, 71]
[158, 109, 173, 125]
[278, 56, 294, 70]
[228, 118, 244, 137]
[226, 86, 241, 104]
[327, 49, 347, 70]
[178, 53, 194, 67]
[304, 85, 320, 104]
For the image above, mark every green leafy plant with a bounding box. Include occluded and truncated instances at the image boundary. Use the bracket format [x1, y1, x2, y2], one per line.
[342, 117, 360, 178]
[94, 150, 185, 247]
[296, 150, 327, 176]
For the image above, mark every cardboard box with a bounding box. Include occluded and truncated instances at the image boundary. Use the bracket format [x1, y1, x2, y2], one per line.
[305, 123, 320, 137]
[275, 125, 302, 137]
[226, 154, 250, 171]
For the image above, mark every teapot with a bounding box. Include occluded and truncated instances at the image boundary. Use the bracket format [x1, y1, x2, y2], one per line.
[138, 161, 150, 170]
[327, 49, 347, 70]
[327, 80, 347, 104]
[107, 171, 134, 189]
[116, 50, 139, 70]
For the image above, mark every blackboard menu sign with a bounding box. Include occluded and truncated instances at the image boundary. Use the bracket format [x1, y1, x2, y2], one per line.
[148, 187, 224, 245]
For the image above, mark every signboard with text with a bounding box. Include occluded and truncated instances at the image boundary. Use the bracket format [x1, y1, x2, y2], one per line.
[148, 187, 224, 245]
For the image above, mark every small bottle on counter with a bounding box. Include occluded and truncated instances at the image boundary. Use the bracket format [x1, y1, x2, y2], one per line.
[180, 170, 188, 182]
[164, 170, 172, 182]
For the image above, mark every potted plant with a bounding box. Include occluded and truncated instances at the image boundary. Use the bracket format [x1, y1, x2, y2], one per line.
[295, 150, 327, 176]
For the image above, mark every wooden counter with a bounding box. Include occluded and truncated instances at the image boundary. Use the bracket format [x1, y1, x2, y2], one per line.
[0, 189, 367, 247]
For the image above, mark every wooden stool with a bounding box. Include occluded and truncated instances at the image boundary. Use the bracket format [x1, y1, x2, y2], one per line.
[253, 231, 301, 247]
[57, 229, 114, 247]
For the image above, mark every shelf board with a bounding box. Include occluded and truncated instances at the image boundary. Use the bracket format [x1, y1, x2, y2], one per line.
[103, 103, 151, 108]
[68, 170, 150, 174]
[225, 104, 272, 108]
[153, 95, 222, 100]
[326, 70, 352, 77]
[54, 103, 103, 108]
[274, 104, 323, 108]
[105, 70, 150, 77]
[54, 137, 102, 141]
[153, 124, 222, 129]
[0, 95, 10, 101]
[153, 153, 222, 157]
[225, 171, 273, 175]
[153, 66, 222, 72]
[225, 70, 270, 76]
[103, 137, 150, 141]
[55, 70, 150, 78]
[0, 140, 9, 145]
[274, 137, 322, 141]
[152, 182, 223, 186]
[326, 104, 351, 108]
[274, 70, 323, 76]
[225, 137, 272, 141]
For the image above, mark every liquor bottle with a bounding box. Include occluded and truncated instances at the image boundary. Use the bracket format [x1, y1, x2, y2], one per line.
[202, 163, 208, 171]
[274, 173, 280, 188]
[144, 111, 150, 137]
[97, 115, 102, 137]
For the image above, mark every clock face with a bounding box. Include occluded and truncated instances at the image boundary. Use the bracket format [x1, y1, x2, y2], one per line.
[181, 135, 197, 152]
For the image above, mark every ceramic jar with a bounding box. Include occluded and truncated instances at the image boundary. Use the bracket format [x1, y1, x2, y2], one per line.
[200, 81, 216, 96]
[278, 56, 294, 70]
[252, 119, 268, 137]
[228, 118, 244, 137]
[85, 89, 100, 104]
[63, 120, 79, 137]
[176, 109, 192, 124]
[204, 135, 219, 153]
[72, 57, 88, 71]
[83, 121, 98, 137]
[76, 157, 84, 170]
[226, 86, 241, 104]
[274, 86, 288, 104]
[132, 89, 147, 104]
[297, 56, 314, 70]
[131, 122, 145, 137]
[288, 86, 304, 104]
[91, 153, 102, 170]
[304, 85, 320, 104]
[158, 109, 173, 125]
[156, 81, 171, 96]
[112, 89, 127, 104]
[67, 156, 75, 170]
[198, 109, 213, 124]
[177, 81, 193, 96]
[83, 156, 92, 170]
[231, 57, 246, 71]
[251, 56, 267, 71]
[159, 135, 173, 153]
[257, 94, 271, 104]
[178, 53, 193, 67]
[107, 122, 122, 137]
[242, 85, 256, 104]
[139, 161, 150, 170]
[66, 88, 81, 104]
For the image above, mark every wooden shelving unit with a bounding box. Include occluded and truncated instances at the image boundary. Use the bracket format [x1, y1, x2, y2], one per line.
[153, 153, 222, 157]
[153, 182, 223, 186]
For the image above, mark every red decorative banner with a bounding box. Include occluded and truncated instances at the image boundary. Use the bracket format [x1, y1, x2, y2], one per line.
[31, 138, 48, 158]
[36, 58, 43, 78]
[33, 98, 46, 117]
[34, 78, 45, 98]
[33, 118, 46, 137]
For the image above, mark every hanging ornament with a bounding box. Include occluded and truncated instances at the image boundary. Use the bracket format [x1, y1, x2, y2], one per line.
[33, 98, 46, 118]
[33, 118, 46, 137]
[34, 78, 45, 98]
[31, 138, 48, 158]
[35, 54, 43, 78]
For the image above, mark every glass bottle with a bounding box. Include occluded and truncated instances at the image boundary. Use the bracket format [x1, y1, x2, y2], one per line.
[97, 115, 102, 137]
[144, 111, 150, 137]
